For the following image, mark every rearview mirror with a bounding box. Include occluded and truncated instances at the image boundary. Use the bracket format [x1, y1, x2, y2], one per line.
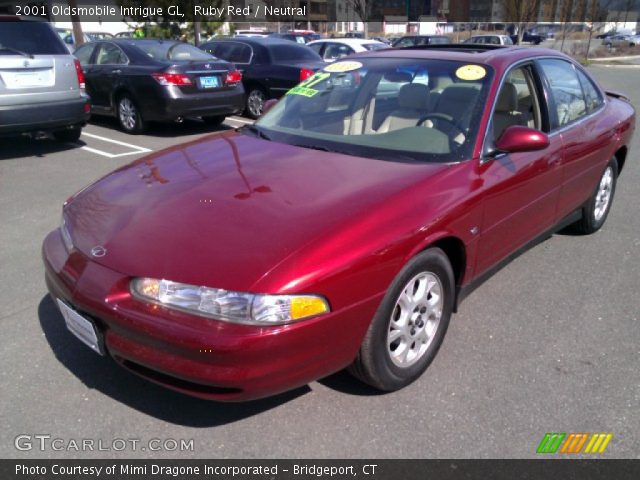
[494, 126, 549, 153]
[262, 99, 278, 116]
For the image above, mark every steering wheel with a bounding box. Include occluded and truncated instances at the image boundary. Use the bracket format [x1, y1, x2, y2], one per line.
[416, 112, 465, 135]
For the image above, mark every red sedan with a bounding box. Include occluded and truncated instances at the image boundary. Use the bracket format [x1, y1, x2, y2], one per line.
[43, 46, 634, 401]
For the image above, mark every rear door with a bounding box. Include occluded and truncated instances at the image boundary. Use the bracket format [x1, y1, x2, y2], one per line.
[0, 21, 80, 107]
[536, 58, 614, 221]
[90, 42, 128, 108]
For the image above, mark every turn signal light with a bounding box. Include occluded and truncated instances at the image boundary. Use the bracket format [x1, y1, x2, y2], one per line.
[225, 70, 242, 85]
[299, 68, 314, 82]
[151, 73, 193, 86]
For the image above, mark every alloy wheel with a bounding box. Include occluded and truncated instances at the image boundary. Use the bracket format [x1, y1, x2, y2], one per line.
[387, 272, 443, 368]
[594, 165, 613, 222]
[119, 97, 137, 131]
[247, 90, 266, 117]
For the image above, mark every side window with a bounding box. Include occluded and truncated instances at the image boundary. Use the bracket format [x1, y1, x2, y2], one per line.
[209, 43, 230, 61]
[95, 43, 127, 65]
[396, 37, 414, 47]
[74, 44, 95, 65]
[489, 36, 500, 45]
[576, 69, 604, 113]
[538, 59, 586, 127]
[223, 43, 252, 64]
[492, 66, 541, 141]
[309, 43, 323, 55]
[323, 43, 352, 61]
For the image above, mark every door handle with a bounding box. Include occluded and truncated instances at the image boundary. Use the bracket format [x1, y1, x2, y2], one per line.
[111, 69, 122, 74]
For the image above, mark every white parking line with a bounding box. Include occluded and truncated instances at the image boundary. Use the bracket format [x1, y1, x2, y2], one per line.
[69, 131, 152, 159]
[226, 116, 253, 125]
[81, 132, 152, 152]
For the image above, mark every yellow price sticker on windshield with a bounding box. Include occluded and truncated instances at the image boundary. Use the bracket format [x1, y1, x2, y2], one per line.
[455, 64, 486, 81]
[324, 61, 363, 73]
[287, 86, 319, 97]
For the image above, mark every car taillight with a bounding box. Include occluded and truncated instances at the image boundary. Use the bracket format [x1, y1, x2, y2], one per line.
[74, 59, 85, 90]
[151, 73, 193, 86]
[225, 70, 242, 85]
[300, 68, 314, 82]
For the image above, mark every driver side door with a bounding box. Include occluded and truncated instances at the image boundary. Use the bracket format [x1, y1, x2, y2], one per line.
[474, 63, 564, 276]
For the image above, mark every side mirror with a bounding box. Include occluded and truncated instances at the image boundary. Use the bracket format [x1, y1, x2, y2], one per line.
[494, 125, 549, 153]
[262, 98, 278, 116]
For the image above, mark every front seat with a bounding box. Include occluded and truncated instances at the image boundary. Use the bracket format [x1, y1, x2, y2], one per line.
[493, 82, 523, 140]
[375, 83, 430, 133]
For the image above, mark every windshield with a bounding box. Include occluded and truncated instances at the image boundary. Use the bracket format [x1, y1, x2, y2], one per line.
[254, 57, 493, 163]
[134, 41, 214, 61]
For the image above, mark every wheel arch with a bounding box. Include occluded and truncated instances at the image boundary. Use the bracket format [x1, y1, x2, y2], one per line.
[407, 234, 467, 295]
[614, 145, 627, 175]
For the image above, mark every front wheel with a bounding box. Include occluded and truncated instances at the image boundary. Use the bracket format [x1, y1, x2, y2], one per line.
[245, 87, 267, 119]
[117, 94, 145, 134]
[349, 248, 454, 391]
[572, 159, 618, 234]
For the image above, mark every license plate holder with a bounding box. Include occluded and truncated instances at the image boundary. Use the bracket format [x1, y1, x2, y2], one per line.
[56, 299, 105, 356]
[199, 76, 220, 88]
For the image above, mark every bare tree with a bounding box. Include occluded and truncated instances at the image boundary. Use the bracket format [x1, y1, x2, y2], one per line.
[502, 0, 541, 44]
[345, 0, 372, 38]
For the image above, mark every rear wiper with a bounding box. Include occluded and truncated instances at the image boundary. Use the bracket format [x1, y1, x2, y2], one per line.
[0, 46, 34, 59]
[240, 125, 272, 141]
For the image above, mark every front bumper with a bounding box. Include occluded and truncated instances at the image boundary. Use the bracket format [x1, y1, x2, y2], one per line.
[0, 96, 90, 136]
[141, 85, 245, 122]
[42, 230, 379, 401]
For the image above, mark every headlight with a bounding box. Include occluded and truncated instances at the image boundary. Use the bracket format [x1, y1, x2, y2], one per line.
[60, 214, 74, 252]
[130, 278, 330, 325]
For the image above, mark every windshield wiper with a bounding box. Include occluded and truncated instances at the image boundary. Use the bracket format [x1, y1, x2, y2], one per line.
[291, 143, 344, 154]
[0, 46, 34, 59]
[240, 124, 272, 141]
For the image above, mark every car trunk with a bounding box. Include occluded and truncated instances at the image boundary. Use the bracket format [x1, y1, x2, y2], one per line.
[163, 61, 236, 94]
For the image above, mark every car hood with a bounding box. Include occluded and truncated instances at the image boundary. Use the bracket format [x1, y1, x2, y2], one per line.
[65, 131, 448, 291]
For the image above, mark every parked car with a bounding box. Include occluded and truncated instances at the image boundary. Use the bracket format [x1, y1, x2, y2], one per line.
[114, 31, 135, 38]
[307, 38, 387, 62]
[54, 27, 91, 53]
[234, 29, 270, 38]
[0, 17, 90, 141]
[85, 32, 114, 41]
[268, 32, 308, 44]
[72, 39, 244, 133]
[603, 34, 640, 47]
[200, 37, 324, 118]
[510, 31, 544, 45]
[43, 45, 634, 401]
[344, 32, 364, 39]
[392, 35, 451, 47]
[464, 34, 514, 46]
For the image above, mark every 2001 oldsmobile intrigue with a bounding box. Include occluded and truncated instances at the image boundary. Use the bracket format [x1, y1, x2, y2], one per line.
[43, 46, 634, 401]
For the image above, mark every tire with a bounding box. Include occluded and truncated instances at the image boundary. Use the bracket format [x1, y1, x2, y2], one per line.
[202, 115, 226, 127]
[52, 126, 81, 142]
[349, 248, 455, 391]
[572, 159, 618, 235]
[117, 94, 145, 134]
[245, 87, 267, 119]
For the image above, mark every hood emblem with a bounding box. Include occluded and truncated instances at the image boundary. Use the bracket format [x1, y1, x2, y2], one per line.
[91, 246, 107, 257]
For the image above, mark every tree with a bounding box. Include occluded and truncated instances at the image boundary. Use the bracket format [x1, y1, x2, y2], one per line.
[67, 0, 84, 46]
[502, 0, 541, 44]
[117, 0, 224, 41]
[345, 0, 372, 38]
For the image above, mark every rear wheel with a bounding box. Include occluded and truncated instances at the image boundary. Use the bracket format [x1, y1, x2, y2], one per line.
[52, 126, 82, 142]
[202, 115, 226, 127]
[117, 94, 145, 134]
[571, 159, 618, 234]
[349, 248, 454, 391]
[245, 87, 267, 119]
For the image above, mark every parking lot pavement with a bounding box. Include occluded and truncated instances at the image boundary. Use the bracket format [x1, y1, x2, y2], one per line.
[1, 67, 639, 459]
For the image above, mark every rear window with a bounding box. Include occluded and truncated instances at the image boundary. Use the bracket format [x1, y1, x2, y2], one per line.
[268, 44, 321, 62]
[0, 22, 68, 55]
[206, 42, 251, 63]
[133, 41, 214, 61]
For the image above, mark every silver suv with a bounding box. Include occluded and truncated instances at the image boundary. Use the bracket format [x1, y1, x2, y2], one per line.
[0, 17, 90, 141]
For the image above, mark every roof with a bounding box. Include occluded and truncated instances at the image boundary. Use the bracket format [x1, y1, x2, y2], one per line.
[204, 37, 302, 47]
[351, 46, 569, 70]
